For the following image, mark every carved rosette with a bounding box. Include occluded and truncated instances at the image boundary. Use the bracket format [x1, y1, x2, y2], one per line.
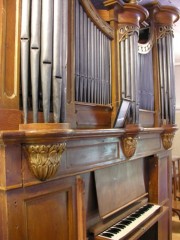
[161, 133, 174, 150]
[121, 136, 137, 158]
[23, 143, 66, 181]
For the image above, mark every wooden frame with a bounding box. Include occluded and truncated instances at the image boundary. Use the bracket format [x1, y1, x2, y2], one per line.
[113, 98, 131, 128]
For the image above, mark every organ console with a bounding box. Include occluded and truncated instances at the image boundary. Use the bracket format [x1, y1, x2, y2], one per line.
[0, 0, 179, 239]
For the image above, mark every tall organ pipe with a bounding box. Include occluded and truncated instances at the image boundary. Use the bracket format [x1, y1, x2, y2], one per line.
[133, 32, 139, 124]
[120, 40, 125, 99]
[158, 29, 176, 124]
[169, 35, 176, 124]
[158, 38, 165, 122]
[119, 30, 139, 124]
[74, 0, 111, 105]
[125, 38, 130, 98]
[166, 34, 175, 124]
[60, 0, 68, 122]
[41, 0, 53, 123]
[30, 0, 41, 123]
[20, 0, 31, 123]
[162, 37, 169, 123]
[53, 0, 63, 123]
[75, 0, 80, 102]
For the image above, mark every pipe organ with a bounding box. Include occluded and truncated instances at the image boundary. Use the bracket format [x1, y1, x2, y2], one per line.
[0, 0, 179, 239]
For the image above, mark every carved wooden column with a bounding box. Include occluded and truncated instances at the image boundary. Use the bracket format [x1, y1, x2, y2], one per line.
[150, 4, 179, 147]
[152, 4, 179, 125]
[104, 0, 148, 126]
[117, 1, 148, 124]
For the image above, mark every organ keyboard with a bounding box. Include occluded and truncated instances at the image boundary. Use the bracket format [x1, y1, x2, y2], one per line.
[95, 203, 161, 240]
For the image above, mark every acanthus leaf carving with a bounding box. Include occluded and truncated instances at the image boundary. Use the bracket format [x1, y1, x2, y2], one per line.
[23, 143, 66, 181]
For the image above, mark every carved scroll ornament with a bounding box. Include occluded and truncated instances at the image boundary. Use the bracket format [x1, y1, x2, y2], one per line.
[23, 143, 66, 181]
[157, 25, 173, 39]
[119, 25, 139, 42]
[121, 136, 137, 158]
[161, 133, 174, 150]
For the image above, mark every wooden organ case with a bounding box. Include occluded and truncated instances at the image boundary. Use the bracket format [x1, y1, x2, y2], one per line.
[0, 0, 179, 239]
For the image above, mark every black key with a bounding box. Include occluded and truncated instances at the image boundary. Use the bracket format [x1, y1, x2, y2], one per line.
[126, 217, 136, 221]
[131, 213, 141, 218]
[108, 227, 120, 234]
[115, 224, 126, 229]
[120, 220, 131, 225]
[101, 232, 114, 238]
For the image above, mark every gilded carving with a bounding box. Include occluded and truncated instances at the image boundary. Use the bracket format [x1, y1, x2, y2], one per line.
[161, 133, 174, 150]
[157, 25, 173, 39]
[121, 136, 137, 158]
[23, 143, 66, 181]
[119, 25, 139, 42]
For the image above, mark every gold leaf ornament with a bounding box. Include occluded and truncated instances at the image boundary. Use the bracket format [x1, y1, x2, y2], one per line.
[121, 136, 137, 159]
[24, 143, 66, 181]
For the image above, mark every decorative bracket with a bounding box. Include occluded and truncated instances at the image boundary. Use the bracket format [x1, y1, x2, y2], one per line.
[161, 124, 178, 150]
[161, 133, 174, 150]
[121, 136, 137, 158]
[121, 124, 142, 158]
[23, 143, 66, 181]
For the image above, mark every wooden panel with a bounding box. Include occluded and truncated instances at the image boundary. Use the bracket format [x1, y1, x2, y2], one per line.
[95, 159, 146, 218]
[75, 103, 111, 128]
[0, 109, 22, 130]
[159, 156, 169, 202]
[66, 139, 119, 169]
[25, 191, 70, 240]
[5, 177, 77, 240]
[0, 143, 22, 189]
[148, 152, 170, 204]
[136, 134, 162, 156]
[0, 0, 21, 109]
[158, 210, 169, 240]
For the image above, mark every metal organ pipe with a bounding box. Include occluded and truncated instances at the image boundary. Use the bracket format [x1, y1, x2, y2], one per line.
[74, 0, 111, 105]
[87, 18, 91, 103]
[168, 34, 176, 124]
[21, 0, 68, 123]
[133, 33, 139, 123]
[120, 40, 125, 99]
[41, 0, 53, 123]
[166, 34, 175, 124]
[75, 0, 80, 102]
[60, 0, 68, 122]
[162, 37, 169, 123]
[125, 37, 131, 98]
[20, 0, 31, 123]
[157, 26, 176, 125]
[158, 38, 165, 123]
[30, 0, 41, 123]
[119, 28, 139, 124]
[53, 0, 63, 123]
[21, 0, 111, 123]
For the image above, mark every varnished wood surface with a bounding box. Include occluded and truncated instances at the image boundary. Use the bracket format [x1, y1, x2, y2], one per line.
[0, 109, 22, 130]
